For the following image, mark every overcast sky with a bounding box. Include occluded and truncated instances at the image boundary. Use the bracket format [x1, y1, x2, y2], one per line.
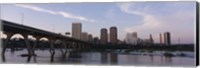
[1, 2, 196, 44]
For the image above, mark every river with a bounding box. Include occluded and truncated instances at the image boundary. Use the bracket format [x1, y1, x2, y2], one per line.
[0, 49, 195, 67]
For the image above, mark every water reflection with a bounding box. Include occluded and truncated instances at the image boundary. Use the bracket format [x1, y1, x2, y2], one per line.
[68, 52, 81, 64]
[161, 55, 164, 63]
[165, 56, 172, 63]
[110, 53, 118, 65]
[149, 55, 154, 63]
[101, 52, 108, 64]
[0, 49, 195, 66]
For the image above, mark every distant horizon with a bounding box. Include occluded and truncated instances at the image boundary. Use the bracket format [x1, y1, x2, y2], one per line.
[0, 2, 196, 44]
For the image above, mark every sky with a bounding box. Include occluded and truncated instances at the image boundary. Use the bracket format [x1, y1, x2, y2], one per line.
[0, 2, 196, 44]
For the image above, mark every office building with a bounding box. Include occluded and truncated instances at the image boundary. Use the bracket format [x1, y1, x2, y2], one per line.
[110, 26, 118, 44]
[93, 37, 100, 44]
[100, 28, 108, 44]
[132, 32, 138, 45]
[81, 32, 88, 41]
[88, 34, 93, 42]
[72, 23, 82, 40]
[160, 33, 162, 44]
[132, 32, 137, 38]
[125, 32, 138, 45]
[164, 32, 171, 45]
[149, 34, 154, 44]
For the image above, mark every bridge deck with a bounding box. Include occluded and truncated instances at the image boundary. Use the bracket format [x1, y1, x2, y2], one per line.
[1, 20, 89, 43]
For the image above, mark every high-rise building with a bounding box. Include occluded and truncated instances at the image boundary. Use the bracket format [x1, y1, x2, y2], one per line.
[142, 39, 152, 45]
[93, 37, 100, 44]
[81, 32, 88, 41]
[100, 28, 108, 44]
[110, 26, 118, 44]
[132, 32, 137, 38]
[88, 34, 93, 42]
[72, 23, 82, 40]
[125, 32, 138, 45]
[108, 33, 110, 42]
[159, 33, 162, 44]
[132, 32, 138, 45]
[149, 34, 154, 44]
[164, 32, 171, 45]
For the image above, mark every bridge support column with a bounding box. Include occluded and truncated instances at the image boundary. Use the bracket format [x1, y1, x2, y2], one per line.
[32, 36, 41, 62]
[79, 43, 83, 50]
[1, 32, 14, 62]
[82, 44, 84, 49]
[77, 43, 81, 50]
[83, 44, 85, 49]
[60, 40, 68, 58]
[22, 34, 32, 62]
[70, 42, 75, 49]
[85, 44, 88, 49]
[49, 38, 55, 62]
[73, 42, 78, 49]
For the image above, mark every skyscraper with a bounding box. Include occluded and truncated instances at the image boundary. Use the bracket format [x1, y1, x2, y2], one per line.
[132, 32, 137, 38]
[110, 26, 117, 44]
[159, 33, 162, 44]
[100, 28, 108, 44]
[125, 32, 138, 45]
[125, 33, 131, 44]
[164, 32, 171, 45]
[81, 32, 88, 41]
[72, 22, 82, 40]
[88, 34, 93, 42]
[132, 32, 138, 45]
[149, 34, 154, 44]
[93, 37, 100, 44]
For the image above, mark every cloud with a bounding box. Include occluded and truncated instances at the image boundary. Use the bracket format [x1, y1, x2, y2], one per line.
[15, 4, 96, 23]
[118, 3, 162, 33]
[118, 2, 195, 44]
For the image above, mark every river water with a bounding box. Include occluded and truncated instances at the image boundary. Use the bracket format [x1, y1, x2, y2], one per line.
[0, 49, 195, 67]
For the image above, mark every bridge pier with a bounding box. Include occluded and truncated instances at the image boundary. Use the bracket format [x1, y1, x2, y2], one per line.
[60, 40, 68, 58]
[2, 20, 94, 63]
[85, 44, 87, 49]
[80, 44, 83, 49]
[84, 44, 87, 49]
[77, 43, 81, 49]
[71, 42, 75, 49]
[1, 32, 14, 62]
[49, 38, 55, 62]
[71, 42, 76, 49]
[32, 36, 42, 62]
[80, 43, 83, 49]
[22, 33, 33, 62]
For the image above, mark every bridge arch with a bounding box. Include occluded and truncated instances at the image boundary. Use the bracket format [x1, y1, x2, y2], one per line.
[54, 39, 63, 44]
[39, 37, 49, 42]
[10, 33, 24, 40]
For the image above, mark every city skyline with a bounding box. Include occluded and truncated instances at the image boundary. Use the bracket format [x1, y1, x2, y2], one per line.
[1, 2, 196, 44]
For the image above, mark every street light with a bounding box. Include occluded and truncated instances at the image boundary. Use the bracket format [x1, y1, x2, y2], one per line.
[52, 24, 55, 33]
[20, 13, 24, 25]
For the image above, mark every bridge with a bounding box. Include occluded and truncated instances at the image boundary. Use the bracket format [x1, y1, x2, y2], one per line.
[1, 19, 194, 63]
[1, 19, 94, 62]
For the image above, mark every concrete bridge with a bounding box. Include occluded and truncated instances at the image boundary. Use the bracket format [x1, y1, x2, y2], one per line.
[1, 20, 94, 62]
